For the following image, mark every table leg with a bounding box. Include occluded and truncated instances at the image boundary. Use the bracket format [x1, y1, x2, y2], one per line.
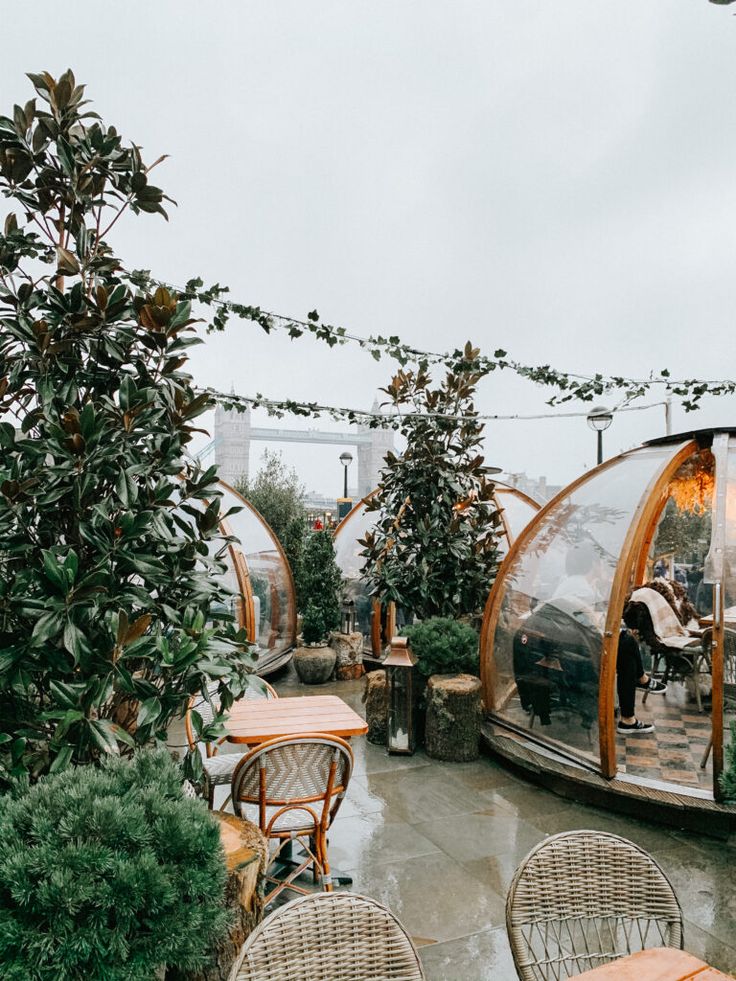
[271, 839, 354, 887]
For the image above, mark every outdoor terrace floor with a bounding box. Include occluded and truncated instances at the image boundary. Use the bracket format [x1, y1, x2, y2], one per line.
[216, 666, 736, 980]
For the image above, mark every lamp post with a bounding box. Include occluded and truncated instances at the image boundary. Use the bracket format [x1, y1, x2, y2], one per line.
[587, 405, 613, 466]
[338, 451, 354, 520]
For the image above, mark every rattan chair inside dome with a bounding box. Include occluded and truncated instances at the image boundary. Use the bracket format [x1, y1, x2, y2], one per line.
[505, 830, 683, 981]
[227, 891, 425, 981]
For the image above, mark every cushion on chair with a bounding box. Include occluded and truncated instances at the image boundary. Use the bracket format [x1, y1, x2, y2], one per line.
[203, 753, 244, 785]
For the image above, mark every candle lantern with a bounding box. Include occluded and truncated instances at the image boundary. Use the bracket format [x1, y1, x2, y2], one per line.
[340, 599, 356, 635]
[384, 636, 419, 755]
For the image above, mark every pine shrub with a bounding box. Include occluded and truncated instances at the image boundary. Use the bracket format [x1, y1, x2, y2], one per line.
[403, 616, 480, 677]
[0, 749, 229, 981]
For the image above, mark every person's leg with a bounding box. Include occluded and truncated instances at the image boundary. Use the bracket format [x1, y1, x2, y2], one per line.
[617, 633, 638, 721]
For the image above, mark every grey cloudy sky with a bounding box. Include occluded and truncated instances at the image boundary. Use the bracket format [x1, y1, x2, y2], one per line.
[3, 1, 736, 496]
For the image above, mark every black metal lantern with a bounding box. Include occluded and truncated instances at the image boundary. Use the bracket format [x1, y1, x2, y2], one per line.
[341, 599, 356, 635]
[384, 636, 418, 755]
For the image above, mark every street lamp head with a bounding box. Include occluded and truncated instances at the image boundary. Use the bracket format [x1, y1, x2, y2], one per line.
[339, 451, 353, 467]
[587, 405, 613, 433]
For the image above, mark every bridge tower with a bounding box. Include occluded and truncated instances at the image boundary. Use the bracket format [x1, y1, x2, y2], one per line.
[357, 397, 394, 497]
[214, 401, 251, 487]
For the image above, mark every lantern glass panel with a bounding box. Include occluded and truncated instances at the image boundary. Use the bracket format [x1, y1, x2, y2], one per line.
[387, 665, 413, 753]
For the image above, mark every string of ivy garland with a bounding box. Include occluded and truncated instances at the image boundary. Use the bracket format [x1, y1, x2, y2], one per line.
[196, 387, 670, 430]
[125, 269, 736, 413]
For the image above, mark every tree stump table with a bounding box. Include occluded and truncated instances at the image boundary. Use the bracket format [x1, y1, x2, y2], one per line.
[167, 813, 267, 981]
[330, 630, 365, 680]
[424, 673, 482, 762]
[362, 669, 389, 744]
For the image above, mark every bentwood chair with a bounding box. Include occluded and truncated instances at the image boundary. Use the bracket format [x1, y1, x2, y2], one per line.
[506, 830, 683, 981]
[231, 733, 353, 905]
[185, 678, 278, 809]
[226, 892, 425, 981]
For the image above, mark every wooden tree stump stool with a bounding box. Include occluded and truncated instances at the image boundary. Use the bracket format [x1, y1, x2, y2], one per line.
[330, 630, 365, 680]
[362, 669, 388, 745]
[167, 814, 267, 981]
[425, 674, 482, 762]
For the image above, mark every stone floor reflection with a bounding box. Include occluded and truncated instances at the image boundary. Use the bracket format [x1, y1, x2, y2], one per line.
[220, 666, 736, 980]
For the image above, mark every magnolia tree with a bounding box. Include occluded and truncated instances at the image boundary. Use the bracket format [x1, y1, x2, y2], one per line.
[360, 346, 503, 621]
[0, 71, 252, 784]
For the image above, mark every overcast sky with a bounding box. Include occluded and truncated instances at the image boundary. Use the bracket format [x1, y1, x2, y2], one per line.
[3, 1, 736, 497]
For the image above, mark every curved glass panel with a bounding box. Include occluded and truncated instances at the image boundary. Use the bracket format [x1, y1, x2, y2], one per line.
[334, 485, 540, 653]
[495, 487, 540, 556]
[487, 444, 686, 767]
[333, 498, 379, 645]
[218, 482, 296, 673]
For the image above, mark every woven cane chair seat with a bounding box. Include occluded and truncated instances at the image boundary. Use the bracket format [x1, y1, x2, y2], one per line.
[227, 891, 425, 981]
[506, 830, 683, 981]
[202, 752, 241, 785]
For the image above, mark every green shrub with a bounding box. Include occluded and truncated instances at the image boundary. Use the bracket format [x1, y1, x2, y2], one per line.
[299, 531, 342, 644]
[720, 720, 736, 802]
[403, 617, 480, 677]
[0, 749, 229, 981]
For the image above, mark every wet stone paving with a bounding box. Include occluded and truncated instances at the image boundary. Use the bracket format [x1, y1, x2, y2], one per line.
[218, 668, 736, 980]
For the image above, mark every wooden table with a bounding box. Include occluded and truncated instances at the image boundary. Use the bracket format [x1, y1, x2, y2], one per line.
[224, 694, 368, 745]
[574, 948, 731, 979]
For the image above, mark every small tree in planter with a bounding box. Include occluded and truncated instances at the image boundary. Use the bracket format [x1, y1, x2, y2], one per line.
[0, 70, 253, 785]
[360, 347, 503, 623]
[293, 531, 342, 684]
[0, 749, 229, 981]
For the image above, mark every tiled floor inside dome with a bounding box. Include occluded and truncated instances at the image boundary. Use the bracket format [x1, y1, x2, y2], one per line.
[202, 665, 736, 980]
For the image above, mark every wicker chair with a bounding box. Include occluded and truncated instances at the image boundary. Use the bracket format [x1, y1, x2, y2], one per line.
[227, 891, 425, 981]
[185, 678, 278, 809]
[506, 830, 683, 981]
[623, 593, 706, 711]
[231, 733, 353, 905]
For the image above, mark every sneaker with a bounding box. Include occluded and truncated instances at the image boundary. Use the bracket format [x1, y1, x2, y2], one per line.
[636, 677, 667, 695]
[617, 719, 655, 734]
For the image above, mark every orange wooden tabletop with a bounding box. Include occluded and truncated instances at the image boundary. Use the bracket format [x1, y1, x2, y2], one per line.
[224, 694, 368, 744]
[574, 948, 730, 980]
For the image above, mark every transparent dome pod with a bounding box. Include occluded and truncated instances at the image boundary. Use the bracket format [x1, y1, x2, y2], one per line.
[212, 481, 297, 676]
[480, 430, 736, 806]
[334, 482, 541, 658]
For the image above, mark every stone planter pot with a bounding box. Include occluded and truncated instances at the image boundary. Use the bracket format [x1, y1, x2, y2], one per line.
[329, 631, 364, 680]
[293, 644, 337, 685]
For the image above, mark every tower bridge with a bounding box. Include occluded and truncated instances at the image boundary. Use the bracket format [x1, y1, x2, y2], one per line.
[212, 401, 394, 499]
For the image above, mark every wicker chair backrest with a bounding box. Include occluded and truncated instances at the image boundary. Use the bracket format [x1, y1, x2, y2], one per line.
[186, 679, 277, 751]
[227, 891, 425, 981]
[232, 735, 352, 806]
[506, 830, 683, 981]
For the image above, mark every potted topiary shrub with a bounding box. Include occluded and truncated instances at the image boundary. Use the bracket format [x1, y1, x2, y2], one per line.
[293, 532, 341, 684]
[403, 616, 482, 762]
[0, 749, 231, 981]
